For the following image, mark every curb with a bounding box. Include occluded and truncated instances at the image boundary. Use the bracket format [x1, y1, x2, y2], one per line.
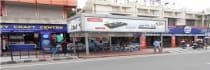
[0, 56, 78, 65]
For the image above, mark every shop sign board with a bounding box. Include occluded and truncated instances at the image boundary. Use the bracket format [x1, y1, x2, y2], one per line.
[83, 17, 168, 32]
[0, 23, 67, 33]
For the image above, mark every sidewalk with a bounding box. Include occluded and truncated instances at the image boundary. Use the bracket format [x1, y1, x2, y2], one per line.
[1, 47, 210, 65]
[79, 49, 168, 58]
[0, 49, 164, 65]
[0, 54, 78, 65]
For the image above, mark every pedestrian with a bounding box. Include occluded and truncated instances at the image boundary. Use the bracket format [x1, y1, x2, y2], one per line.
[51, 39, 58, 56]
[61, 39, 68, 56]
[153, 40, 161, 53]
[89, 40, 98, 52]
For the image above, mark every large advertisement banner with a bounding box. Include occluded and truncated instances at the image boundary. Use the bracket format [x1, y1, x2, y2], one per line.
[84, 17, 168, 32]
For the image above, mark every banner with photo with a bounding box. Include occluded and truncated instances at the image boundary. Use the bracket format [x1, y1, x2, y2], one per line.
[84, 17, 168, 32]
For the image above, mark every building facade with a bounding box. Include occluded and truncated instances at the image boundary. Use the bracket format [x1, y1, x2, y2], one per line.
[81, 0, 210, 48]
[0, 0, 77, 53]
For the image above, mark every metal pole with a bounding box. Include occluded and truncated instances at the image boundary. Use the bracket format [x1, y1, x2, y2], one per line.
[0, 33, 1, 56]
[109, 33, 112, 51]
[72, 33, 76, 55]
[207, 15, 210, 49]
[10, 47, 14, 62]
[160, 33, 163, 53]
[85, 32, 89, 55]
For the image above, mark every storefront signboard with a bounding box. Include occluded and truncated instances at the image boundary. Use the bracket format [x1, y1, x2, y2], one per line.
[0, 23, 67, 33]
[169, 27, 203, 34]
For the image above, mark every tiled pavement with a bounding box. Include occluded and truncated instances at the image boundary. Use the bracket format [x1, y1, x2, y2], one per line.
[0, 54, 78, 65]
[78, 49, 167, 58]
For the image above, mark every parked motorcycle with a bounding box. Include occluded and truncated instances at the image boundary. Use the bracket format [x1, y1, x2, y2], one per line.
[181, 43, 187, 49]
[192, 41, 204, 49]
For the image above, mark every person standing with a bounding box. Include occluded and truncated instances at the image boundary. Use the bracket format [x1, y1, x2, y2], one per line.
[51, 39, 58, 56]
[61, 39, 68, 56]
[153, 40, 161, 53]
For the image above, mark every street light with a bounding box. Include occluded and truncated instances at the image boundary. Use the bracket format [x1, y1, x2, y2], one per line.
[159, 2, 169, 53]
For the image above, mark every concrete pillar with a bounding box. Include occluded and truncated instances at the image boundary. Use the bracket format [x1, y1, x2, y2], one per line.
[171, 36, 176, 48]
[194, 36, 198, 41]
[85, 32, 89, 55]
[201, 14, 205, 27]
[109, 34, 112, 51]
[176, 9, 186, 26]
[140, 34, 147, 49]
[0, 33, 1, 55]
[91, 0, 95, 14]
[1, 0, 6, 16]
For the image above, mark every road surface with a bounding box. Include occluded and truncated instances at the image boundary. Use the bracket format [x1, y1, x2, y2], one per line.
[2, 52, 210, 70]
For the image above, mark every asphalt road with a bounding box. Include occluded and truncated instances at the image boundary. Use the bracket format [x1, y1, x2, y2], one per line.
[2, 52, 210, 70]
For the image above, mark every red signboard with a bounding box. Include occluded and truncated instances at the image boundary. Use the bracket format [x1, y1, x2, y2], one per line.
[87, 18, 103, 22]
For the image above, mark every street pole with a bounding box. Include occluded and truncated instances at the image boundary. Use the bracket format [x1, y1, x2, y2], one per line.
[85, 32, 89, 55]
[0, 29, 1, 55]
[109, 33, 112, 51]
[160, 33, 163, 53]
[158, 2, 169, 53]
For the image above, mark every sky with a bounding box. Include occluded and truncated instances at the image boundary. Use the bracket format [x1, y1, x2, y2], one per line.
[77, 0, 210, 11]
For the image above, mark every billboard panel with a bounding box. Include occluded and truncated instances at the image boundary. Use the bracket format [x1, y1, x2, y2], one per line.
[83, 17, 168, 32]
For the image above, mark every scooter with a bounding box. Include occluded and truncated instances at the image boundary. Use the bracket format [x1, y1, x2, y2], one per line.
[192, 42, 204, 49]
[181, 43, 187, 49]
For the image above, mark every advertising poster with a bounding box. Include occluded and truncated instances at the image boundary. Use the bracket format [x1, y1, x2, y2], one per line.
[84, 17, 167, 32]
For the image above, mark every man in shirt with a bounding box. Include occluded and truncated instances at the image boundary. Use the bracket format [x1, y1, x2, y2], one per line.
[153, 40, 161, 53]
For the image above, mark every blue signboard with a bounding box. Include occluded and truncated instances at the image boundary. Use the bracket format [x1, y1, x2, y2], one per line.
[0, 23, 67, 33]
[40, 32, 51, 51]
[169, 27, 204, 34]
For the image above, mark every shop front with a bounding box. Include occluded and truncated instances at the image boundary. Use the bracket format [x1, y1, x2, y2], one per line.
[0, 23, 67, 53]
[143, 26, 205, 48]
[169, 26, 205, 47]
[68, 14, 168, 55]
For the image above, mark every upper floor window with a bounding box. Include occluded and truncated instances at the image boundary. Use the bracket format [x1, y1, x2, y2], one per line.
[168, 18, 176, 26]
[186, 20, 195, 26]
[113, 0, 129, 4]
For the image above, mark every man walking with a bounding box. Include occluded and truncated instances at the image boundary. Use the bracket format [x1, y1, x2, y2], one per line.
[153, 40, 161, 53]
